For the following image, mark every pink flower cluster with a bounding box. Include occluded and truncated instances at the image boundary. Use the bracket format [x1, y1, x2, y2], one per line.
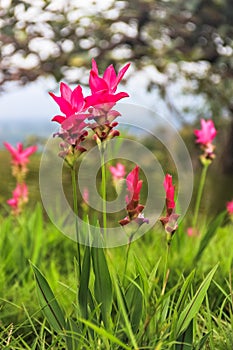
[194, 119, 217, 162]
[4, 142, 37, 215]
[49, 59, 130, 165]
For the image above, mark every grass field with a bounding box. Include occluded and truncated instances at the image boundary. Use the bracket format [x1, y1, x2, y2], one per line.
[0, 200, 232, 349]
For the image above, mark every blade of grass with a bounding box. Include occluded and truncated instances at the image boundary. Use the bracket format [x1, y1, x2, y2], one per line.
[31, 262, 66, 333]
[175, 264, 218, 338]
[79, 318, 131, 350]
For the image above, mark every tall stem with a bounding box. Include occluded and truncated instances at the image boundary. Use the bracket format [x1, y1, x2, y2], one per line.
[100, 146, 107, 241]
[193, 162, 209, 228]
[71, 167, 81, 278]
[123, 240, 131, 285]
[161, 243, 170, 295]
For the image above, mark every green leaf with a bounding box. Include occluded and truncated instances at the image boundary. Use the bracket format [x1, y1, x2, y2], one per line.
[79, 318, 131, 350]
[175, 270, 196, 315]
[194, 211, 226, 263]
[78, 245, 91, 319]
[31, 262, 66, 333]
[65, 317, 80, 350]
[194, 332, 211, 350]
[175, 264, 218, 338]
[92, 246, 112, 329]
[125, 275, 143, 333]
[175, 319, 193, 349]
[112, 275, 139, 349]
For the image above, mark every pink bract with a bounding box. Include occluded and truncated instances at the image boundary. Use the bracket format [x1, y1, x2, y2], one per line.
[226, 200, 233, 215]
[7, 183, 28, 213]
[194, 119, 217, 145]
[4, 142, 37, 166]
[49, 83, 86, 123]
[119, 165, 148, 227]
[89, 59, 130, 95]
[86, 59, 130, 109]
[164, 174, 175, 212]
[109, 163, 126, 181]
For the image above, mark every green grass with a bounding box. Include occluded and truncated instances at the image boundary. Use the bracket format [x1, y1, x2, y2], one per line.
[0, 202, 232, 349]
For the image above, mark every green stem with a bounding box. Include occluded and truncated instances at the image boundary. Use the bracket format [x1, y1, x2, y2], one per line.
[192, 162, 209, 229]
[162, 243, 170, 295]
[123, 239, 132, 285]
[100, 146, 107, 241]
[71, 167, 81, 278]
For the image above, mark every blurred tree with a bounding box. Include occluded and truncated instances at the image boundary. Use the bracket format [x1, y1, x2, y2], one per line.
[0, 0, 233, 171]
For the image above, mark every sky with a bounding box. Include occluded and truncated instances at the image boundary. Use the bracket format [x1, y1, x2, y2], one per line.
[0, 69, 205, 147]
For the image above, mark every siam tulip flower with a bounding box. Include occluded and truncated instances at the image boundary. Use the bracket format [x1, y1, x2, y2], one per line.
[87, 58, 130, 102]
[194, 119, 217, 145]
[109, 163, 126, 182]
[49, 83, 86, 124]
[187, 227, 199, 237]
[226, 200, 233, 216]
[4, 142, 37, 182]
[194, 119, 217, 162]
[119, 165, 149, 227]
[160, 174, 180, 243]
[7, 183, 28, 215]
[49, 84, 89, 166]
[110, 162, 126, 194]
[86, 59, 130, 143]
[4, 142, 37, 167]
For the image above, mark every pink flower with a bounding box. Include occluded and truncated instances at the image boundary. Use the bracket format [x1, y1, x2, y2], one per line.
[49, 83, 86, 124]
[83, 188, 89, 204]
[160, 174, 179, 240]
[226, 200, 233, 215]
[89, 59, 130, 95]
[109, 163, 126, 181]
[187, 227, 199, 237]
[4, 142, 37, 167]
[119, 165, 149, 227]
[86, 59, 130, 109]
[194, 119, 217, 145]
[163, 174, 175, 213]
[7, 183, 28, 215]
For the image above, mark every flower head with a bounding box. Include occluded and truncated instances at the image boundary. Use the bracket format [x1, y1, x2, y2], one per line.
[163, 174, 175, 213]
[7, 183, 28, 215]
[86, 60, 130, 143]
[194, 119, 217, 145]
[226, 200, 233, 215]
[187, 227, 200, 237]
[109, 163, 126, 182]
[86, 59, 130, 108]
[4, 142, 37, 167]
[160, 174, 179, 242]
[119, 165, 149, 227]
[194, 119, 217, 162]
[49, 83, 86, 124]
[88, 58, 130, 95]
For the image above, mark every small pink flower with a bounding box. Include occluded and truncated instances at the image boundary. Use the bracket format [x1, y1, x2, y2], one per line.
[160, 174, 180, 240]
[7, 183, 28, 215]
[49, 83, 86, 124]
[109, 163, 126, 181]
[163, 174, 175, 213]
[83, 188, 89, 204]
[86, 59, 130, 112]
[187, 227, 199, 237]
[4, 142, 37, 166]
[226, 200, 233, 215]
[194, 119, 217, 146]
[119, 165, 149, 227]
[89, 59, 130, 95]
